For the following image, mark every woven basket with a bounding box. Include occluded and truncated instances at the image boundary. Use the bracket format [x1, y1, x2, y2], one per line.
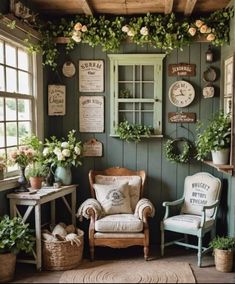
[0, 253, 16, 283]
[42, 228, 84, 271]
[214, 248, 234, 272]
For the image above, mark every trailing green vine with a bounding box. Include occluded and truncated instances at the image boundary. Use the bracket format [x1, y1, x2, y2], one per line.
[20, 7, 234, 69]
[115, 120, 154, 143]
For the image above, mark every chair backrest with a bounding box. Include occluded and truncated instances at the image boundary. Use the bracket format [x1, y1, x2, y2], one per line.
[181, 172, 221, 218]
[89, 167, 146, 211]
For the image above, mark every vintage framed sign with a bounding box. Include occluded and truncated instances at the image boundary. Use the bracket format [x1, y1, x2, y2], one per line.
[168, 112, 196, 123]
[79, 96, 104, 132]
[48, 85, 66, 116]
[83, 139, 103, 157]
[224, 55, 234, 97]
[168, 63, 196, 76]
[79, 60, 104, 92]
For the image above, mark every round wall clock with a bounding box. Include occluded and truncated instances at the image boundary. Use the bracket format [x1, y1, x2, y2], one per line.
[203, 85, 215, 98]
[168, 80, 195, 107]
[62, 61, 76, 78]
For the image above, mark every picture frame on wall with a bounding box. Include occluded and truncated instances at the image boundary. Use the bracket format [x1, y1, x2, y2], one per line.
[79, 96, 104, 132]
[224, 97, 232, 117]
[79, 60, 104, 92]
[48, 84, 66, 116]
[224, 55, 234, 98]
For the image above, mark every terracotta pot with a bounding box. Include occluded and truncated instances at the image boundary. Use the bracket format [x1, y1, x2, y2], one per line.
[29, 176, 43, 190]
[0, 253, 16, 283]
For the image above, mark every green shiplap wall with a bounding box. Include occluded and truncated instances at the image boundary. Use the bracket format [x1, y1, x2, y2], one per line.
[45, 41, 232, 243]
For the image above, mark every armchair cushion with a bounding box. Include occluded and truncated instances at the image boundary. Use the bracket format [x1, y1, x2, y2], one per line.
[163, 214, 214, 230]
[95, 214, 143, 233]
[181, 173, 221, 217]
[93, 182, 132, 215]
[95, 175, 141, 211]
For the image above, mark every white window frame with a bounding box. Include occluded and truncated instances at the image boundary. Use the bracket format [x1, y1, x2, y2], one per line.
[0, 17, 43, 191]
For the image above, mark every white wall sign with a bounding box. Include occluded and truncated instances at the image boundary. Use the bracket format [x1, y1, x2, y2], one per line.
[79, 60, 104, 92]
[48, 85, 66, 116]
[79, 96, 104, 132]
[83, 139, 103, 157]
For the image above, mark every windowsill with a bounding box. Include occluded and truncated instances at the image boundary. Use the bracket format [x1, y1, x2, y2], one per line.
[0, 176, 19, 192]
[110, 134, 164, 138]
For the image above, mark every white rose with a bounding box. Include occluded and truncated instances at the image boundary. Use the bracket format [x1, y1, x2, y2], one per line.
[62, 149, 71, 157]
[200, 24, 208, 34]
[206, 33, 215, 41]
[195, 20, 204, 28]
[140, 26, 148, 36]
[81, 25, 87, 32]
[188, 27, 196, 36]
[54, 147, 61, 155]
[57, 153, 65, 161]
[75, 146, 81, 155]
[127, 29, 135, 37]
[61, 142, 69, 148]
[74, 22, 82, 31]
[72, 35, 81, 43]
[43, 147, 49, 156]
[122, 25, 129, 33]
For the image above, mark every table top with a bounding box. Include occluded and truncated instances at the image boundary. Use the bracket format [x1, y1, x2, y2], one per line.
[7, 184, 77, 200]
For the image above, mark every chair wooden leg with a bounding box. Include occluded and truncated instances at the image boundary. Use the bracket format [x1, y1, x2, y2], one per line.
[90, 245, 94, 261]
[161, 227, 164, 256]
[144, 245, 149, 260]
[197, 237, 202, 267]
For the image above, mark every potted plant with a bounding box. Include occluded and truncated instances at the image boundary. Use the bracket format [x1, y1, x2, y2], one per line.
[26, 162, 49, 190]
[195, 111, 231, 164]
[0, 215, 35, 282]
[209, 236, 235, 272]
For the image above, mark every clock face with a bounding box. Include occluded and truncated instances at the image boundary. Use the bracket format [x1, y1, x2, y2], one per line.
[203, 86, 214, 98]
[168, 80, 195, 107]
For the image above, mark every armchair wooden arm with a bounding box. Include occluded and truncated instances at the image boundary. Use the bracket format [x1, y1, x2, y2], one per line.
[162, 197, 184, 220]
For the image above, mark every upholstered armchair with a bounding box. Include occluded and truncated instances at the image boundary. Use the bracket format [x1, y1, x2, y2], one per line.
[160, 172, 221, 267]
[77, 167, 155, 260]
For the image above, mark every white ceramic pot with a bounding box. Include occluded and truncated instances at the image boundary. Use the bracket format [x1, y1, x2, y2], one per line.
[211, 148, 230, 165]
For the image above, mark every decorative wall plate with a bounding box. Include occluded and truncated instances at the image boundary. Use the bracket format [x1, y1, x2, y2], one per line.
[168, 80, 195, 107]
[62, 61, 76, 77]
[203, 67, 217, 83]
[203, 85, 215, 98]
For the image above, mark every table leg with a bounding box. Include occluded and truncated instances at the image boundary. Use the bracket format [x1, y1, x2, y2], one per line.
[9, 200, 16, 217]
[35, 204, 42, 271]
[51, 200, 56, 227]
[71, 189, 76, 226]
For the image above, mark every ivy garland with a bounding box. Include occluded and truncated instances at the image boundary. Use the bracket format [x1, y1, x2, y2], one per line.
[164, 138, 194, 163]
[22, 7, 234, 69]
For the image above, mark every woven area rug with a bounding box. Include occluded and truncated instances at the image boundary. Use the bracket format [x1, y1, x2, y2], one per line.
[59, 259, 196, 283]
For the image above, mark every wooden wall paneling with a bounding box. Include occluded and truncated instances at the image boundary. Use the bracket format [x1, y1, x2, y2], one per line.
[189, 43, 203, 175]
[176, 46, 190, 200]
[93, 45, 108, 170]
[161, 49, 178, 203]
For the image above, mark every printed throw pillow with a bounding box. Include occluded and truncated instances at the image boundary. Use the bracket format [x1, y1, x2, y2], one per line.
[94, 175, 141, 211]
[93, 182, 132, 215]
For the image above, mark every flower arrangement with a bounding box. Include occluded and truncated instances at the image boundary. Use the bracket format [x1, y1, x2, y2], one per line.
[8, 146, 36, 168]
[21, 7, 233, 69]
[43, 130, 82, 168]
[0, 155, 6, 171]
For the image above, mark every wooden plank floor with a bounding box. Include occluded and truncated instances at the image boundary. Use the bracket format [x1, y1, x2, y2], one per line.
[13, 245, 235, 283]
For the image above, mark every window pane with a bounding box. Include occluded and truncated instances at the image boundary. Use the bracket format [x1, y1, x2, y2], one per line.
[7, 147, 18, 171]
[19, 71, 30, 94]
[19, 121, 31, 140]
[0, 98, 3, 121]
[6, 67, 17, 93]
[0, 123, 5, 147]
[6, 98, 17, 121]
[18, 49, 29, 71]
[6, 122, 17, 146]
[0, 41, 3, 64]
[18, 99, 31, 120]
[0, 65, 5, 91]
[5, 44, 16, 67]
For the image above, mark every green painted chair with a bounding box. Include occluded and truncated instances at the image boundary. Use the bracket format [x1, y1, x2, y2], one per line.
[160, 172, 221, 267]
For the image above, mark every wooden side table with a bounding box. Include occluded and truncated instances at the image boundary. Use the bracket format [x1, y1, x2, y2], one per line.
[7, 184, 77, 271]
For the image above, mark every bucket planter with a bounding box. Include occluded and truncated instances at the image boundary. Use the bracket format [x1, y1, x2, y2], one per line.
[0, 253, 16, 283]
[211, 148, 230, 165]
[214, 248, 234, 272]
[209, 236, 235, 273]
